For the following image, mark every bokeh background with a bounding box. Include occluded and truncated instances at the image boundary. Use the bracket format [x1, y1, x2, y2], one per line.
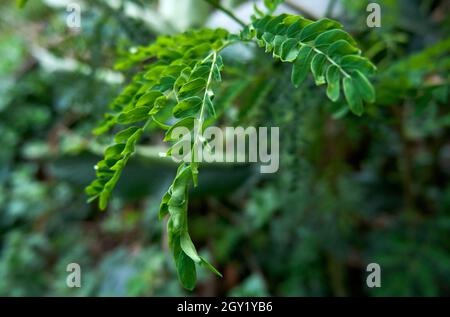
[0, 0, 449, 296]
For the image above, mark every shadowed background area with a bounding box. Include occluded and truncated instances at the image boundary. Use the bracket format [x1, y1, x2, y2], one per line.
[0, 0, 449, 296]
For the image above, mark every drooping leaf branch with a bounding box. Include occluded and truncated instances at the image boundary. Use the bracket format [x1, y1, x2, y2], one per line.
[158, 49, 226, 289]
[86, 28, 230, 289]
[86, 11, 376, 290]
[250, 14, 376, 115]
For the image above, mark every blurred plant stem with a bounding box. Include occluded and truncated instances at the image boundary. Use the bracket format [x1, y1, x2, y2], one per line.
[203, 0, 246, 27]
[30, 45, 123, 84]
[284, 0, 317, 19]
[325, 0, 338, 18]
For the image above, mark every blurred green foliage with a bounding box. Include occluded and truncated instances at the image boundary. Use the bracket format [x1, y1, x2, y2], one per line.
[0, 0, 449, 296]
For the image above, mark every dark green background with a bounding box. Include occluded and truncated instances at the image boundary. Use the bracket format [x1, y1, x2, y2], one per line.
[0, 0, 449, 296]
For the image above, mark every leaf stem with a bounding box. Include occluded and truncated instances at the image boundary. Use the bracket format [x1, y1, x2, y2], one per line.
[201, 52, 217, 124]
[203, 0, 246, 27]
[193, 51, 218, 163]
